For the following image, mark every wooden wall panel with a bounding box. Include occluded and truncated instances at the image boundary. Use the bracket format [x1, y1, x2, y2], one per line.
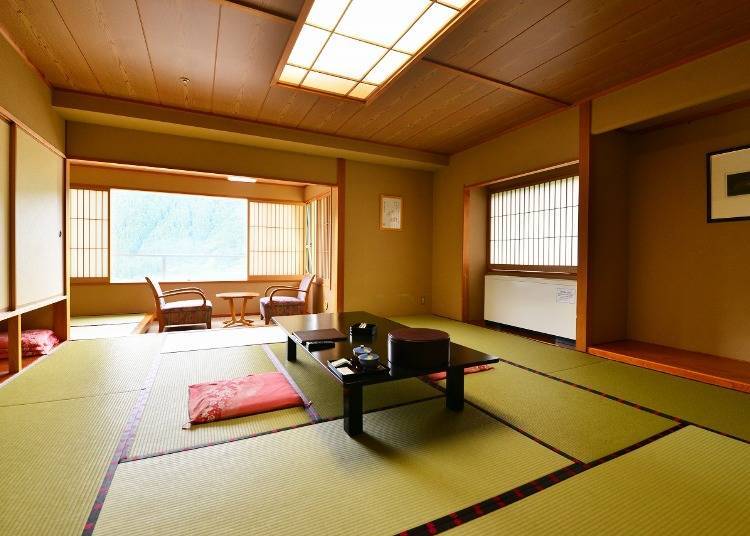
[0, 120, 9, 311]
[0, 0, 100, 92]
[404, 90, 530, 151]
[369, 77, 495, 146]
[426, 0, 568, 68]
[14, 128, 64, 307]
[136, 0, 220, 111]
[335, 63, 456, 140]
[469, 0, 656, 82]
[212, 2, 291, 119]
[296, 98, 362, 135]
[515, 1, 750, 102]
[256, 85, 319, 127]
[431, 99, 563, 153]
[52, 0, 159, 102]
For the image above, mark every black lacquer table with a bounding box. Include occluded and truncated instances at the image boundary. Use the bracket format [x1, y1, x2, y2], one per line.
[273, 311, 499, 436]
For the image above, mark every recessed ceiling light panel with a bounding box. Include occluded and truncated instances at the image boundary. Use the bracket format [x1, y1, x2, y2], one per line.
[275, 0, 480, 101]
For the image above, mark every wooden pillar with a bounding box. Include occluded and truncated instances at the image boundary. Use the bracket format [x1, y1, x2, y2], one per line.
[576, 101, 592, 352]
[7, 314, 21, 374]
[461, 188, 470, 322]
[336, 158, 346, 313]
[53, 299, 69, 343]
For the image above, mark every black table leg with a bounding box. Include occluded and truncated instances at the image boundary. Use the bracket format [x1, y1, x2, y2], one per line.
[446, 367, 464, 411]
[287, 336, 297, 362]
[343, 384, 363, 436]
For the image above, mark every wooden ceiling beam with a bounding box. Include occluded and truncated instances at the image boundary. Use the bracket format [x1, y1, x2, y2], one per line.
[420, 57, 570, 108]
[220, 0, 296, 25]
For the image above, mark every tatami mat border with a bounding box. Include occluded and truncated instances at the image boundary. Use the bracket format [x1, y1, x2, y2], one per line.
[82, 352, 164, 536]
[397, 423, 687, 536]
[121, 394, 445, 463]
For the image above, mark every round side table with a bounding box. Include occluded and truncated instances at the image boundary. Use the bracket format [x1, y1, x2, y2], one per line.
[216, 292, 260, 328]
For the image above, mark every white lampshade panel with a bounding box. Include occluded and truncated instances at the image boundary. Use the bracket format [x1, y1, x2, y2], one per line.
[280, 0, 477, 99]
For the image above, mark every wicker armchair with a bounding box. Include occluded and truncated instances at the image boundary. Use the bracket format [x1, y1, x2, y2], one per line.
[259, 274, 315, 325]
[146, 277, 213, 332]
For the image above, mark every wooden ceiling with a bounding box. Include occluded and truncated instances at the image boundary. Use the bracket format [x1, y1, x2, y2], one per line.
[2, 0, 750, 154]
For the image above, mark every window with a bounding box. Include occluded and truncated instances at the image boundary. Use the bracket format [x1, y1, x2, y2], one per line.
[70, 188, 109, 279]
[489, 176, 579, 272]
[110, 189, 247, 282]
[315, 194, 332, 280]
[248, 201, 304, 276]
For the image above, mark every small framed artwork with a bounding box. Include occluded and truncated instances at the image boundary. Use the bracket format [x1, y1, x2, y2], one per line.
[707, 144, 750, 223]
[380, 195, 402, 230]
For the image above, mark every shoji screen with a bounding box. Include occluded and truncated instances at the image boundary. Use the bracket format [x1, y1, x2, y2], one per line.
[0, 120, 9, 311]
[14, 128, 64, 306]
[248, 201, 304, 276]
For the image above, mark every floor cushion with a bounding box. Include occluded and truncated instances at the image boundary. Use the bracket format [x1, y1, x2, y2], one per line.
[0, 329, 59, 358]
[424, 364, 494, 382]
[188, 372, 304, 425]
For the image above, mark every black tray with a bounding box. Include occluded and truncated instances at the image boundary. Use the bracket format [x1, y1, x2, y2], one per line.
[327, 359, 389, 382]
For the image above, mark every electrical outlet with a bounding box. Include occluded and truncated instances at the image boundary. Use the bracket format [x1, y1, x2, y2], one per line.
[324, 301, 329, 311]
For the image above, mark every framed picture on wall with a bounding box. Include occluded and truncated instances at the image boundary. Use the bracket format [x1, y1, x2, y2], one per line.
[707, 144, 750, 223]
[380, 195, 402, 230]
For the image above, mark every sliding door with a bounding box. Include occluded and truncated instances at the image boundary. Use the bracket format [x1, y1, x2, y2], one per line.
[0, 120, 8, 311]
[14, 128, 64, 307]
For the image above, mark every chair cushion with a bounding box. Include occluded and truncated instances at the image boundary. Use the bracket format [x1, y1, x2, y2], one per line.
[188, 372, 303, 425]
[259, 296, 304, 305]
[162, 299, 212, 311]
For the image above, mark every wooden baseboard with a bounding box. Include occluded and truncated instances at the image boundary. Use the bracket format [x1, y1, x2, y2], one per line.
[589, 340, 750, 393]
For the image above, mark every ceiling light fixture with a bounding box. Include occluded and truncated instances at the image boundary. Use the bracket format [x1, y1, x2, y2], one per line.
[275, 0, 481, 102]
[227, 176, 258, 183]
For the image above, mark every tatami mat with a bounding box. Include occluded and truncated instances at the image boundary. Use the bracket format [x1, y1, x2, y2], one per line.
[160, 326, 286, 353]
[71, 314, 150, 327]
[451, 426, 750, 535]
[0, 392, 136, 536]
[435, 363, 675, 462]
[71, 323, 141, 340]
[127, 345, 310, 458]
[391, 315, 596, 373]
[0, 335, 163, 406]
[267, 343, 441, 419]
[556, 360, 750, 442]
[95, 399, 570, 536]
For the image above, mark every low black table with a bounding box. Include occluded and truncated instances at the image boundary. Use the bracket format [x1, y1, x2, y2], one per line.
[273, 311, 499, 436]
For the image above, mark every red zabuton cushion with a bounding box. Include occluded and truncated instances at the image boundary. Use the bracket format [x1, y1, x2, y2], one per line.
[188, 372, 304, 425]
[0, 329, 59, 359]
[425, 365, 494, 382]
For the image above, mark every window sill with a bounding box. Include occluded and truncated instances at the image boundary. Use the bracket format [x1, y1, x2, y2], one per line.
[486, 270, 577, 280]
[71, 276, 303, 286]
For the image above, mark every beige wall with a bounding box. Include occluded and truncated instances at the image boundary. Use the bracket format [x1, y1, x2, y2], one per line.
[432, 108, 580, 319]
[627, 106, 750, 361]
[592, 40, 750, 135]
[71, 165, 305, 202]
[344, 160, 433, 316]
[70, 280, 300, 318]
[0, 35, 64, 151]
[588, 131, 630, 344]
[66, 122, 338, 185]
[14, 129, 65, 307]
